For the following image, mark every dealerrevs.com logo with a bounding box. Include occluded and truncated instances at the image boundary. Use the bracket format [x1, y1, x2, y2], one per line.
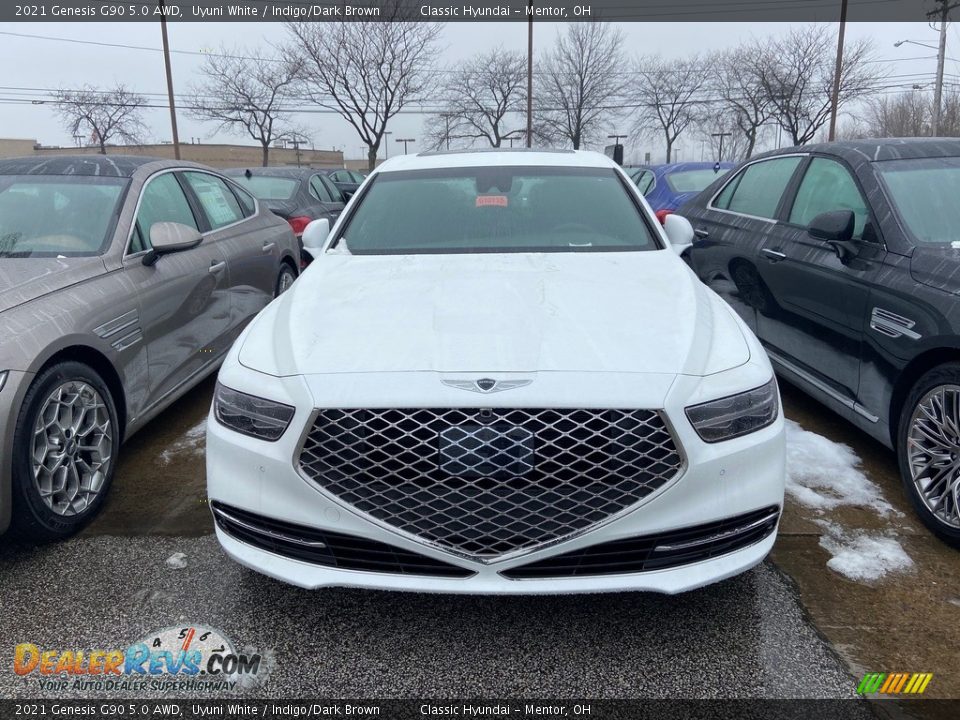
[13, 625, 263, 692]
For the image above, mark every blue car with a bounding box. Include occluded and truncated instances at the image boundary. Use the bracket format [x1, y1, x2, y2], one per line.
[628, 162, 734, 222]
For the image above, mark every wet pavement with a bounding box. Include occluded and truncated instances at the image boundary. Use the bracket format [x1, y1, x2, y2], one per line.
[0, 377, 957, 700]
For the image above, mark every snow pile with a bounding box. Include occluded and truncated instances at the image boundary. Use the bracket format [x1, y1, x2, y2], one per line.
[817, 527, 914, 582]
[158, 419, 207, 465]
[165, 552, 188, 570]
[785, 419, 895, 515]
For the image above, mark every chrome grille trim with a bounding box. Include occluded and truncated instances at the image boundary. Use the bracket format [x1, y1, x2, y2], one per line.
[296, 408, 684, 561]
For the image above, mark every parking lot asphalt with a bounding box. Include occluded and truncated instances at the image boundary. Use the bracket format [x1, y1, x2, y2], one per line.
[0, 377, 957, 700]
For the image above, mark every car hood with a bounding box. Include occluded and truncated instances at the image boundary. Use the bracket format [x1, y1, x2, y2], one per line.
[238, 250, 750, 377]
[0, 257, 106, 314]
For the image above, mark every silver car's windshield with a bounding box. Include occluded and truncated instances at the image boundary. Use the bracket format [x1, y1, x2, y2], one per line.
[0, 175, 128, 257]
[339, 166, 659, 254]
[876, 157, 960, 245]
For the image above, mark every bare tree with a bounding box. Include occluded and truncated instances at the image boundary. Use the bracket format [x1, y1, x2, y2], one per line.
[54, 84, 146, 154]
[757, 25, 881, 146]
[858, 88, 960, 138]
[285, 17, 442, 170]
[632, 56, 708, 163]
[189, 47, 303, 167]
[709, 44, 773, 159]
[538, 23, 627, 150]
[427, 48, 526, 149]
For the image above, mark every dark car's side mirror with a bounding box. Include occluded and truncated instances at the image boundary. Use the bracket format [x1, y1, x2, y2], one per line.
[808, 210, 857, 261]
[143, 222, 203, 266]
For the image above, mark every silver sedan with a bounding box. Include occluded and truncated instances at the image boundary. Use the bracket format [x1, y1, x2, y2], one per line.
[0, 155, 300, 540]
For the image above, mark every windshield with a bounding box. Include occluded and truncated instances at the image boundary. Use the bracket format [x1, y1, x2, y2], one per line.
[229, 175, 298, 201]
[876, 157, 960, 245]
[0, 175, 127, 257]
[339, 166, 658, 254]
[664, 168, 729, 193]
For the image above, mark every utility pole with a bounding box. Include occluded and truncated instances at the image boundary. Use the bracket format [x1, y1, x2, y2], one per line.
[711, 132, 732, 162]
[396, 138, 416, 155]
[526, 0, 533, 148]
[158, 0, 181, 160]
[828, 0, 849, 141]
[929, 0, 959, 136]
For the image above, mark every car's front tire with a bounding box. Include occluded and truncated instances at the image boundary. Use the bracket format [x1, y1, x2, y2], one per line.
[897, 363, 960, 549]
[9, 362, 119, 542]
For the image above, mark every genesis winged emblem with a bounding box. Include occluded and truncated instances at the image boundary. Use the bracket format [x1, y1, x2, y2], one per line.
[441, 378, 533, 394]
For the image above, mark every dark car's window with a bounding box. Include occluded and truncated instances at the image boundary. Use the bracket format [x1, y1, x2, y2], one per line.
[665, 168, 729, 193]
[132, 173, 197, 254]
[340, 166, 659, 254]
[876, 157, 960, 245]
[350, 171, 366, 183]
[789, 158, 868, 239]
[332, 170, 349, 183]
[0, 175, 127, 257]
[319, 175, 345, 203]
[229, 174, 298, 201]
[713, 156, 803, 219]
[309, 175, 334, 202]
[183, 172, 244, 230]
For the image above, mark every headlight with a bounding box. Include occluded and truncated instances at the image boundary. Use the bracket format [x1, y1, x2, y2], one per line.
[685, 378, 779, 443]
[214, 382, 295, 441]
[0, 371, 7, 393]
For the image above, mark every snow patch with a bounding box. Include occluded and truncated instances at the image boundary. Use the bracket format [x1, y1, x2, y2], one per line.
[157, 419, 207, 465]
[785, 419, 894, 515]
[165, 552, 188, 570]
[817, 527, 913, 582]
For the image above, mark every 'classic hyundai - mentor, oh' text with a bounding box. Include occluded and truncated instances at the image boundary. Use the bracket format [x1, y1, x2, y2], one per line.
[206, 149, 786, 593]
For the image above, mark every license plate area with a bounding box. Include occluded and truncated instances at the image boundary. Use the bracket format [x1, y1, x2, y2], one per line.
[439, 422, 535, 479]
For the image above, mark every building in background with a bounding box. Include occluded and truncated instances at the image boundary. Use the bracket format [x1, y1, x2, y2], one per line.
[0, 139, 344, 169]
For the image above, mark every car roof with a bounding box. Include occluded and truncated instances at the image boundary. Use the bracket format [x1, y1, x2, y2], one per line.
[0, 155, 173, 178]
[223, 166, 320, 179]
[756, 137, 960, 163]
[376, 148, 617, 173]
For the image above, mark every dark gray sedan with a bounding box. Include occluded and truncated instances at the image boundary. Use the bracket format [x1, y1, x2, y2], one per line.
[0, 155, 300, 540]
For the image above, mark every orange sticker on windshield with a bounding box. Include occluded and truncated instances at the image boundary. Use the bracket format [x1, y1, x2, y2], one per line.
[476, 195, 508, 207]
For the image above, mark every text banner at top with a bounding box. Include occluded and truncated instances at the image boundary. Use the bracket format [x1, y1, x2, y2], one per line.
[2, 0, 947, 23]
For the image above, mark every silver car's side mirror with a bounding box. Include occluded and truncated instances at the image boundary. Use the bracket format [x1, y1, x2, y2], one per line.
[302, 218, 330, 260]
[143, 222, 203, 266]
[662, 214, 695, 256]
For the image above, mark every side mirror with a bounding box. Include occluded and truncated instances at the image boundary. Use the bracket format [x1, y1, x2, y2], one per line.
[142, 222, 202, 266]
[808, 210, 857, 261]
[662, 214, 695, 256]
[302, 218, 330, 260]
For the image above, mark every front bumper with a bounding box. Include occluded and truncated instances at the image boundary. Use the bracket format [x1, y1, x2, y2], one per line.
[206, 367, 786, 594]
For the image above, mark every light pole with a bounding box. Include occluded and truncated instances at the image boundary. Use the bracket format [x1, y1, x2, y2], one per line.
[526, 0, 533, 148]
[158, 0, 181, 160]
[828, 0, 848, 141]
[711, 132, 732, 162]
[396, 138, 416, 155]
[384, 131, 393, 160]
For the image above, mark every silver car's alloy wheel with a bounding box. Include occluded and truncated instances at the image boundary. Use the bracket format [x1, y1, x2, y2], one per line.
[907, 384, 960, 529]
[31, 381, 113, 517]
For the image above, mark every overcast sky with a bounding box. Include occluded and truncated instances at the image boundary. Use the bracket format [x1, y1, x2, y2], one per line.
[0, 20, 956, 161]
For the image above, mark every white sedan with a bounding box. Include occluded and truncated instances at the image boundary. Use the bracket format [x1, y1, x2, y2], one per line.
[205, 149, 785, 594]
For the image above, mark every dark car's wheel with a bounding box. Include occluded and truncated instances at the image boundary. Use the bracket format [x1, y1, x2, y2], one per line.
[730, 261, 778, 316]
[275, 263, 297, 297]
[897, 364, 960, 548]
[9, 362, 119, 542]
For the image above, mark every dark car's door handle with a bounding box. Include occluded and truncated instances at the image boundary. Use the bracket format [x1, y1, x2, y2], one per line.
[262, 242, 276, 253]
[209, 260, 226, 274]
[761, 248, 787, 262]
[694, 228, 710, 238]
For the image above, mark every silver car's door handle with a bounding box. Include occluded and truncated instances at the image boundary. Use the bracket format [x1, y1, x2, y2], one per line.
[209, 260, 226, 274]
[761, 248, 787, 262]
[262, 242, 276, 252]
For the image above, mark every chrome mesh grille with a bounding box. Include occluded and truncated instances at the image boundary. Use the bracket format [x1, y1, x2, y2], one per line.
[298, 408, 683, 558]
